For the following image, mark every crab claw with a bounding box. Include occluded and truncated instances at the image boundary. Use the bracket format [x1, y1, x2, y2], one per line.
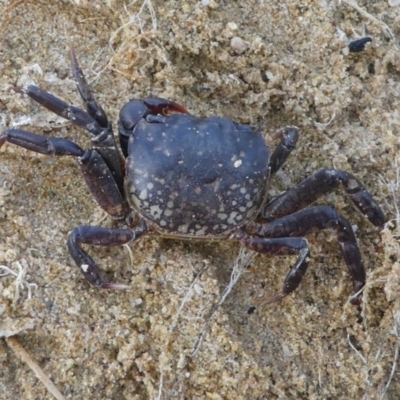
[119, 98, 190, 132]
[144, 98, 189, 116]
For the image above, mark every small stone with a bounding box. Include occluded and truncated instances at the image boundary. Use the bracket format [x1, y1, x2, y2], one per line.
[230, 37, 250, 55]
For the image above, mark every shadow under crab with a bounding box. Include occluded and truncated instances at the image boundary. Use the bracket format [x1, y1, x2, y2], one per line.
[0, 43, 385, 305]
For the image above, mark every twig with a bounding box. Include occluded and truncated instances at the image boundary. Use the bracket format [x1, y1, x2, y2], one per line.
[190, 248, 255, 358]
[341, 0, 395, 40]
[6, 336, 65, 400]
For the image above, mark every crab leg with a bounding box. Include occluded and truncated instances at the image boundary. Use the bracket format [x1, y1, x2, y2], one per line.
[238, 233, 310, 304]
[68, 225, 148, 289]
[11, 45, 126, 194]
[70, 42, 109, 128]
[0, 128, 128, 219]
[243, 205, 365, 304]
[0, 129, 84, 156]
[268, 126, 299, 176]
[261, 167, 385, 227]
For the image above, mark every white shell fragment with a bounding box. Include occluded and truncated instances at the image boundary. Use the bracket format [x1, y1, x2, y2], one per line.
[230, 37, 250, 54]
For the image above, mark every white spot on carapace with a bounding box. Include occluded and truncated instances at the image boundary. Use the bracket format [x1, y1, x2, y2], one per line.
[81, 264, 89, 272]
[155, 177, 166, 185]
[139, 189, 148, 200]
[167, 201, 174, 208]
[240, 187, 247, 194]
[160, 220, 167, 227]
[217, 213, 228, 220]
[147, 182, 154, 190]
[150, 205, 162, 219]
[234, 159, 242, 168]
[164, 209, 173, 217]
[195, 227, 207, 236]
[228, 211, 238, 225]
[178, 224, 189, 234]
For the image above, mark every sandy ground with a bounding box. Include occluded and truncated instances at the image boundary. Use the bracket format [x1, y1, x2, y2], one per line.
[0, 1, 399, 399]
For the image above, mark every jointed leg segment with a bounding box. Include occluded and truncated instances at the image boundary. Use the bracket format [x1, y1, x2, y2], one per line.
[262, 167, 385, 227]
[68, 225, 148, 289]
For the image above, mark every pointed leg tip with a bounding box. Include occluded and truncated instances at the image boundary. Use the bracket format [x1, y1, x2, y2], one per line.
[265, 291, 287, 304]
[8, 86, 25, 94]
[100, 282, 130, 290]
[69, 39, 76, 54]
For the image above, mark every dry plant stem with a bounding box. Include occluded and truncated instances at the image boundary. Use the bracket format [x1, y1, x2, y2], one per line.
[341, 0, 395, 39]
[190, 248, 254, 358]
[6, 336, 66, 400]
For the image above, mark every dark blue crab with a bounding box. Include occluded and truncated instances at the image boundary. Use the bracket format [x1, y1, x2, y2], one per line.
[1, 44, 385, 304]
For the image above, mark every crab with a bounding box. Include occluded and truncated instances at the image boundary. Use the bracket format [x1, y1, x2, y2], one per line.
[1, 44, 385, 305]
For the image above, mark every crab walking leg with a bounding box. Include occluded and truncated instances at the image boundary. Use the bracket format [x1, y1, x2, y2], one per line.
[245, 206, 365, 304]
[67, 225, 148, 289]
[78, 149, 128, 219]
[262, 167, 385, 227]
[0, 129, 128, 220]
[15, 85, 107, 137]
[238, 234, 310, 304]
[0, 129, 84, 156]
[70, 42, 109, 127]
[268, 126, 299, 176]
[14, 84, 126, 191]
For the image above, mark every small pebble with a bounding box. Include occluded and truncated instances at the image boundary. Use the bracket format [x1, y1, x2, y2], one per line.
[230, 36, 249, 55]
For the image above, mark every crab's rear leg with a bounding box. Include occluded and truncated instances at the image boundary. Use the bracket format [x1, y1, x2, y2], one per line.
[243, 205, 366, 304]
[68, 224, 148, 289]
[262, 167, 385, 227]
